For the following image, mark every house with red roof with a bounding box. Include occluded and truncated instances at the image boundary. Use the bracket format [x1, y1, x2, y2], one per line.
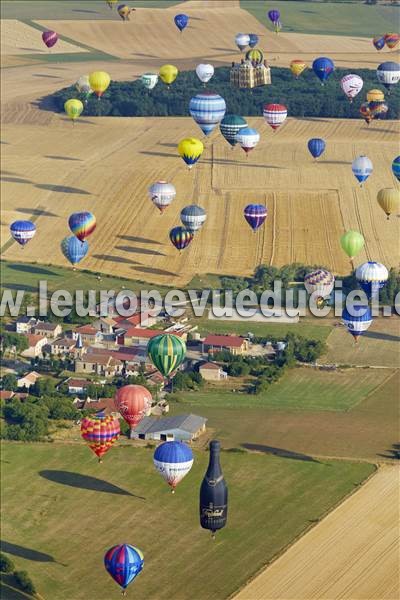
[21, 334, 48, 358]
[202, 334, 249, 356]
[75, 325, 102, 346]
[123, 328, 186, 347]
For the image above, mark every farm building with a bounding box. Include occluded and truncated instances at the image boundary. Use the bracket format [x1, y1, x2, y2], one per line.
[33, 322, 62, 339]
[21, 334, 47, 358]
[64, 378, 92, 395]
[74, 325, 102, 345]
[17, 371, 41, 389]
[131, 414, 207, 441]
[199, 362, 228, 381]
[202, 334, 249, 356]
[15, 316, 38, 334]
[123, 327, 187, 347]
[50, 337, 77, 355]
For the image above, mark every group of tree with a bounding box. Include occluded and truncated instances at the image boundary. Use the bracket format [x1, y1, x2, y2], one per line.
[0, 552, 36, 595]
[51, 66, 400, 120]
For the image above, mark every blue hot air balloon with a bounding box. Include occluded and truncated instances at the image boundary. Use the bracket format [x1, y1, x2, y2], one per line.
[248, 33, 259, 48]
[154, 441, 194, 492]
[355, 261, 389, 298]
[392, 155, 400, 182]
[244, 204, 267, 232]
[180, 205, 207, 233]
[189, 91, 226, 136]
[352, 155, 373, 185]
[342, 304, 372, 342]
[174, 13, 189, 32]
[10, 220, 36, 247]
[104, 544, 144, 592]
[307, 138, 326, 160]
[312, 57, 335, 85]
[376, 61, 400, 93]
[61, 235, 88, 266]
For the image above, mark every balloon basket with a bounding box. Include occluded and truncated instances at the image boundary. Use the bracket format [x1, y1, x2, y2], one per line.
[211, 531, 216, 540]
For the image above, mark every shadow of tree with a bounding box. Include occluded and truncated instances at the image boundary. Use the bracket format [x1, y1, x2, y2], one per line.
[377, 443, 400, 460]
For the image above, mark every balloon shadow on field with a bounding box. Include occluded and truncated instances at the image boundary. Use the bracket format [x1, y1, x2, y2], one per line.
[8, 264, 57, 276]
[44, 155, 83, 161]
[115, 245, 166, 257]
[16, 207, 58, 217]
[363, 331, 400, 342]
[59, 117, 96, 125]
[0, 176, 32, 184]
[39, 470, 145, 499]
[366, 127, 398, 135]
[72, 8, 100, 13]
[140, 150, 175, 159]
[118, 235, 163, 245]
[2, 283, 38, 293]
[377, 443, 400, 460]
[321, 160, 350, 165]
[241, 443, 322, 463]
[92, 254, 141, 265]
[133, 266, 176, 277]
[32, 74, 62, 79]
[35, 183, 91, 195]
[1, 540, 57, 563]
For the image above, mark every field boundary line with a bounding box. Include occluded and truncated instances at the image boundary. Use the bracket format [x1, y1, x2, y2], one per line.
[269, 192, 277, 266]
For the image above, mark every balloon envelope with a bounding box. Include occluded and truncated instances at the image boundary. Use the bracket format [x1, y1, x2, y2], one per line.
[148, 181, 176, 212]
[189, 91, 226, 136]
[244, 204, 267, 231]
[263, 103, 287, 130]
[340, 230, 365, 260]
[290, 59, 307, 78]
[360, 102, 374, 124]
[159, 64, 178, 85]
[169, 226, 194, 251]
[64, 99, 83, 121]
[342, 304, 372, 341]
[61, 236, 88, 266]
[268, 9, 280, 23]
[68, 211, 96, 241]
[174, 13, 189, 31]
[10, 220, 36, 246]
[377, 187, 400, 218]
[178, 137, 204, 168]
[312, 57, 334, 84]
[42, 30, 58, 48]
[154, 441, 193, 490]
[355, 261, 389, 298]
[248, 33, 259, 48]
[104, 544, 144, 590]
[376, 62, 400, 91]
[384, 33, 400, 50]
[220, 114, 247, 147]
[392, 156, 400, 182]
[372, 35, 385, 51]
[235, 127, 260, 153]
[304, 269, 334, 299]
[235, 33, 250, 51]
[114, 385, 152, 429]
[307, 138, 326, 159]
[80, 412, 120, 460]
[88, 71, 110, 97]
[352, 155, 373, 184]
[147, 333, 187, 377]
[340, 74, 363, 101]
[141, 73, 158, 90]
[180, 205, 207, 233]
[245, 48, 264, 66]
[196, 64, 214, 84]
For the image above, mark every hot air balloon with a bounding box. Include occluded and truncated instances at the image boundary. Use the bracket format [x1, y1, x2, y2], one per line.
[159, 64, 178, 86]
[88, 71, 110, 98]
[307, 138, 326, 160]
[248, 33, 259, 48]
[42, 30, 58, 49]
[114, 385, 152, 431]
[75, 75, 93, 103]
[180, 205, 207, 233]
[267, 9, 281, 33]
[104, 544, 144, 592]
[189, 91, 226, 136]
[245, 48, 264, 66]
[340, 230, 365, 260]
[178, 137, 204, 169]
[342, 304, 372, 343]
[355, 261, 389, 298]
[312, 57, 334, 85]
[372, 35, 385, 51]
[68, 211, 96, 242]
[64, 99, 83, 122]
[141, 73, 158, 90]
[80, 412, 120, 462]
[107, 0, 117, 8]
[376, 62, 400, 93]
[369, 100, 388, 119]
[235, 127, 260, 154]
[290, 59, 307, 79]
[235, 33, 250, 51]
[244, 204, 267, 232]
[366, 89, 385, 103]
[377, 187, 400, 219]
[360, 102, 374, 125]
[148, 181, 176, 213]
[384, 33, 400, 50]
[10, 221, 36, 247]
[263, 103, 287, 131]
[304, 269, 334, 308]
[153, 441, 193, 492]
[340, 74, 363, 102]
[392, 156, 400, 182]
[61, 235, 88, 266]
[352, 155, 373, 186]
[196, 64, 214, 85]
[220, 114, 247, 147]
[174, 13, 189, 32]
[147, 333, 187, 378]
[169, 226, 194, 251]
[118, 4, 133, 21]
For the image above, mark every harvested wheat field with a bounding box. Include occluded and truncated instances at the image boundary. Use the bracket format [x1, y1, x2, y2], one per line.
[1, 19, 87, 57]
[2, 116, 399, 286]
[234, 465, 400, 600]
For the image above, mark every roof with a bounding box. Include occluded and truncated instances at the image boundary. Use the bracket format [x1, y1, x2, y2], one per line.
[133, 414, 207, 435]
[85, 398, 119, 416]
[203, 334, 245, 348]
[25, 334, 45, 347]
[67, 379, 91, 389]
[0, 390, 14, 400]
[18, 371, 41, 384]
[96, 317, 118, 326]
[75, 325, 98, 335]
[125, 327, 184, 339]
[34, 322, 59, 331]
[114, 314, 143, 328]
[16, 315, 36, 324]
[199, 362, 220, 371]
[51, 338, 76, 347]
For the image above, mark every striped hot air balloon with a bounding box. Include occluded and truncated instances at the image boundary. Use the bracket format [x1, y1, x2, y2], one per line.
[104, 544, 144, 592]
[68, 211, 96, 242]
[80, 412, 120, 462]
[148, 181, 176, 213]
[147, 333, 187, 378]
[355, 261, 389, 298]
[392, 156, 400, 182]
[154, 441, 194, 492]
[263, 103, 287, 131]
[245, 48, 264, 66]
[244, 204, 267, 232]
[235, 127, 260, 154]
[169, 226, 194, 251]
[141, 73, 158, 90]
[220, 114, 247, 147]
[180, 205, 207, 233]
[366, 89, 385, 103]
[376, 61, 400, 93]
[384, 33, 400, 50]
[10, 220, 36, 247]
[189, 91, 226, 136]
[342, 304, 372, 343]
[235, 33, 250, 51]
[352, 155, 373, 185]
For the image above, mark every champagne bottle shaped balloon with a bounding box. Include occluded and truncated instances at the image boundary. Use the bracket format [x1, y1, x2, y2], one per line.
[199, 440, 228, 539]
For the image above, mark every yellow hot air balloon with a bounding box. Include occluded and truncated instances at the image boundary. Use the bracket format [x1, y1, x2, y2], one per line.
[88, 71, 111, 98]
[178, 138, 204, 170]
[290, 59, 307, 79]
[64, 99, 84, 122]
[159, 65, 178, 87]
[366, 89, 385, 102]
[377, 188, 400, 219]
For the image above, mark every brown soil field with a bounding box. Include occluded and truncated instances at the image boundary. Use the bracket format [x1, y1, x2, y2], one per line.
[1, 115, 399, 285]
[1, 19, 88, 56]
[233, 464, 400, 600]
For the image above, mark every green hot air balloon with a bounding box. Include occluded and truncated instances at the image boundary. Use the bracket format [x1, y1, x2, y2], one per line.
[147, 334, 186, 378]
[220, 114, 247, 148]
[340, 230, 365, 261]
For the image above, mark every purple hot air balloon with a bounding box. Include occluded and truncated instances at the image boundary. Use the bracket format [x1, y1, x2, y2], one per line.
[267, 9, 281, 32]
[244, 204, 267, 232]
[42, 30, 58, 49]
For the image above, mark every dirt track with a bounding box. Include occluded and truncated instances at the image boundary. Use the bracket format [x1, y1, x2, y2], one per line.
[233, 465, 400, 600]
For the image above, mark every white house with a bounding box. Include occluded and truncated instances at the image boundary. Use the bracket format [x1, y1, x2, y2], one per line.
[17, 371, 42, 389]
[21, 334, 48, 358]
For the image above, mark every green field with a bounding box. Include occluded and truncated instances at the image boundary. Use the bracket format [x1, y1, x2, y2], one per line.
[241, 0, 398, 37]
[178, 367, 392, 411]
[1, 443, 374, 600]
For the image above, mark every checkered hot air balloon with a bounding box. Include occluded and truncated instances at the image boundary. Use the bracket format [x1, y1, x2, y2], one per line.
[180, 205, 207, 233]
[153, 441, 194, 492]
[263, 103, 287, 131]
[169, 226, 194, 251]
[80, 412, 120, 462]
[114, 385, 152, 430]
[189, 91, 226, 136]
[104, 544, 144, 591]
[147, 333, 186, 378]
[244, 204, 267, 232]
[10, 220, 36, 247]
[342, 304, 372, 343]
[68, 211, 96, 242]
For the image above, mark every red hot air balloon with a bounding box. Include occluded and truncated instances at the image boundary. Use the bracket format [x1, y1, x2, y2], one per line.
[263, 103, 287, 131]
[114, 385, 152, 431]
[42, 30, 58, 49]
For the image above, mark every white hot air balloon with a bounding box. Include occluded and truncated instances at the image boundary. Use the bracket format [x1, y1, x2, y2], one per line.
[148, 181, 176, 213]
[180, 205, 207, 233]
[153, 441, 194, 493]
[340, 74, 363, 102]
[352, 155, 373, 186]
[304, 269, 335, 308]
[195, 64, 214, 85]
[355, 261, 389, 298]
[141, 73, 158, 90]
[235, 33, 250, 51]
[235, 127, 260, 154]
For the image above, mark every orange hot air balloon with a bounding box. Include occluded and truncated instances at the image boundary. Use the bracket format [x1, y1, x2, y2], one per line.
[114, 385, 152, 431]
[384, 33, 400, 50]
